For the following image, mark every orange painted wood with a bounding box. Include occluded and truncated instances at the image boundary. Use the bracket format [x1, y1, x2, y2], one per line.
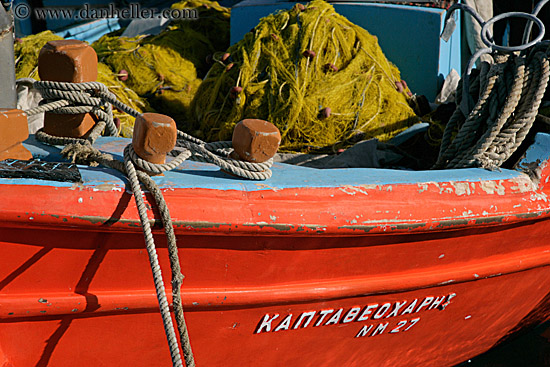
[0, 135, 550, 366]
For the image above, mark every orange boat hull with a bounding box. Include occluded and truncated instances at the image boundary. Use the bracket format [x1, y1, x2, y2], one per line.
[1, 135, 550, 366]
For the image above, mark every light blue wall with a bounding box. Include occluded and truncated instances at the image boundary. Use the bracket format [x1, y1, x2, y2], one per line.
[231, 1, 462, 101]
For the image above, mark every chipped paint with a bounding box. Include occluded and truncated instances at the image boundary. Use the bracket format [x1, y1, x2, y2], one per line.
[179, 222, 230, 230]
[435, 219, 470, 229]
[474, 216, 504, 225]
[450, 182, 472, 196]
[530, 192, 548, 202]
[92, 183, 123, 192]
[339, 222, 425, 232]
[339, 185, 370, 196]
[243, 222, 292, 231]
[417, 183, 429, 193]
[509, 176, 537, 193]
[74, 216, 232, 230]
[515, 212, 545, 219]
[254, 183, 281, 191]
[70, 182, 85, 191]
[430, 182, 453, 195]
[479, 180, 506, 195]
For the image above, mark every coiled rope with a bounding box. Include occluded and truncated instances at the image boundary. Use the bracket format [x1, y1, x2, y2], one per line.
[26, 79, 274, 367]
[434, 3, 550, 170]
[27, 80, 126, 145]
[27, 80, 274, 179]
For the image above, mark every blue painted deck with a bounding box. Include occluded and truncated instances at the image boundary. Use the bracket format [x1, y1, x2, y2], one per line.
[5, 133, 548, 192]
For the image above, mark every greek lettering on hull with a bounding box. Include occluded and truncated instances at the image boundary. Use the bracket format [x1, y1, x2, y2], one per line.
[254, 293, 456, 336]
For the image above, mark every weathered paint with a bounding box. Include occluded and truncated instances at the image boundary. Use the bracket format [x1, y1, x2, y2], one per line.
[18, 136, 539, 192]
[0, 133, 548, 366]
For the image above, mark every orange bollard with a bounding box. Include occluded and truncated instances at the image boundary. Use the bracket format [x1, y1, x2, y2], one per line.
[132, 113, 177, 165]
[0, 109, 32, 161]
[38, 40, 98, 138]
[232, 119, 281, 163]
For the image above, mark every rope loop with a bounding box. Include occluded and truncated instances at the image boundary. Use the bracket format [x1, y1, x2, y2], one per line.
[28, 79, 273, 180]
[35, 120, 106, 147]
[30, 80, 127, 138]
[126, 131, 273, 180]
[435, 7, 550, 170]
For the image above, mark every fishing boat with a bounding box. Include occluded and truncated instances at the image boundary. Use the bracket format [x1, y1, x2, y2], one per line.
[1, 130, 550, 367]
[2, 1, 550, 367]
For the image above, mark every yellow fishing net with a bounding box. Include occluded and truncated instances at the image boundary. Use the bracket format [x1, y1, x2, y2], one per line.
[92, 0, 230, 124]
[14, 31, 149, 138]
[96, 62, 150, 138]
[169, 0, 231, 76]
[14, 31, 63, 79]
[190, 0, 420, 151]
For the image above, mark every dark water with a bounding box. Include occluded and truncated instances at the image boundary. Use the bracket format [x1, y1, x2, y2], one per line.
[455, 324, 550, 367]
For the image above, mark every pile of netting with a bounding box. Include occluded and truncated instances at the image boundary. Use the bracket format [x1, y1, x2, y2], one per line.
[169, 0, 231, 76]
[92, 0, 230, 125]
[190, 0, 420, 151]
[14, 31, 149, 138]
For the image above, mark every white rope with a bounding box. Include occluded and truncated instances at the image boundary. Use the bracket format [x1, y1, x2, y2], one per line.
[29, 77, 276, 367]
[123, 146, 186, 367]
[434, 7, 550, 170]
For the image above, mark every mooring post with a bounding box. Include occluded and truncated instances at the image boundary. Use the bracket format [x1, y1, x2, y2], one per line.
[231, 119, 281, 163]
[132, 112, 178, 165]
[0, 109, 33, 161]
[38, 39, 99, 138]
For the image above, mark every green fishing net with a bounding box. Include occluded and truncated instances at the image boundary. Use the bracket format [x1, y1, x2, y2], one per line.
[190, 0, 420, 151]
[92, 0, 230, 124]
[14, 31, 149, 138]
